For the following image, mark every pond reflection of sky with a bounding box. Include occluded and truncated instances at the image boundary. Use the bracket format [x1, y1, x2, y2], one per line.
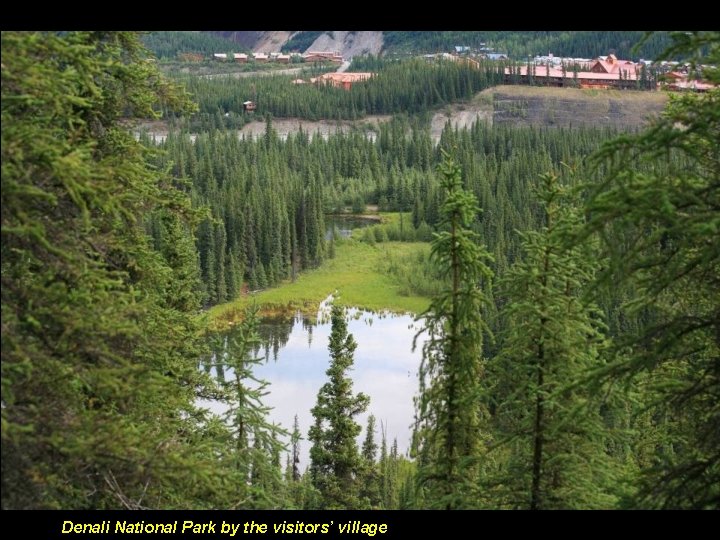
[201, 298, 426, 471]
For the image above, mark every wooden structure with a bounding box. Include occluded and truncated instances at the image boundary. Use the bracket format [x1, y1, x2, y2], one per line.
[303, 51, 343, 64]
[505, 54, 642, 90]
[310, 72, 375, 90]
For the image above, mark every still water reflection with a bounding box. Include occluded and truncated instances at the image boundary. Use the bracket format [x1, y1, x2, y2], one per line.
[201, 296, 425, 469]
[325, 215, 377, 239]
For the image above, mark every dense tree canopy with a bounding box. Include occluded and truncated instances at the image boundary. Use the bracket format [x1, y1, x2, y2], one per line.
[1, 30, 215, 509]
[579, 31, 720, 508]
[413, 154, 494, 509]
[3, 29, 717, 511]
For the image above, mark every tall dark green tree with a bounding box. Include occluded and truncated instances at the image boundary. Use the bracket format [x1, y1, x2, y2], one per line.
[359, 414, 382, 508]
[580, 31, 720, 509]
[413, 153, 494, 509]
[291, 414, 302, 482]
[491, 173, 618, 509]
[209, 305, 287, 509]
[0, 31, 228, 509]
[308, 303, 370, 509]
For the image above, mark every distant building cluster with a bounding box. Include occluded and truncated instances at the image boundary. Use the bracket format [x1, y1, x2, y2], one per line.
[200, 47, 715, 94]
[503, 53, 715, 92]
[662, 70, 715, 92]
[449, 43, 508, 60]
[210, 51, 344, 65]
[303, 51, 344, 64]
[213, 52, 294, 63]
[505, 54, 644, 90]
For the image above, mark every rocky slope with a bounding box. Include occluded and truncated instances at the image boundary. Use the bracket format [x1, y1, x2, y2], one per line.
[305, 31, 383, 58]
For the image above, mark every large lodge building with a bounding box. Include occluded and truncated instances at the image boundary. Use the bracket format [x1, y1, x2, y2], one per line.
[505, 54, 646, 90]
[504, 53, 714, 91]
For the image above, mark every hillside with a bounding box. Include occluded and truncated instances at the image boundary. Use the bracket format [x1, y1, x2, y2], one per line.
[213, 31, 385, 59]
[143, 31, 249, 58]
[382, 31, 672, 60]
[138, 85, 667, 144]
[304, 31, 384, 59]
[209, 31, 264, 49]
[488, 85, 668, 129]
[253, 31, 300, 53]
[197, 31, 672, 61]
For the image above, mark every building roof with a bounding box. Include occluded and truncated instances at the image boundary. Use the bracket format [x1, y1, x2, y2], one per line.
[590, 54, 639, 76]
[306, 50, 340, 56]
[304, 51, 343, 61]
[507, 66, 638, 81]
[665, 71, 687, 80]
[311, 72, 375, 86]
[314, 72, 374, 82]
[669, 80, 716, 91]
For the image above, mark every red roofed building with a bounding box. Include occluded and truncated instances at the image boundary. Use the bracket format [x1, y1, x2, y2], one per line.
[589, 54, 639, 78]
[505, 53, 646, 90]
[310, 72, 375, 90]
[662, 71, 717, 92]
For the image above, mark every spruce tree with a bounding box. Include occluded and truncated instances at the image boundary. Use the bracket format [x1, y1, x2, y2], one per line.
[492, 173, 617, 509]
[291, 414, 302, 482]
[580, 31, 720, 509]
[211, 305, 287, 509]
[359, 414, 382, 508]
[413, 153, 494, 509]
[0, 30, 230, 509]
[308, 303, 370, 508]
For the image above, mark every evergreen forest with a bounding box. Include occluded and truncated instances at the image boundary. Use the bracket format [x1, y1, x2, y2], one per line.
[2, 30, 718, 511]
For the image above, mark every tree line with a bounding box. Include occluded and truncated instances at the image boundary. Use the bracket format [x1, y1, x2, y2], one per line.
[175, 58, 504, 129]
[2, 30, 717, 510]
[382, 31, 673, 61]
[151, 113, 621, 308]
[143, 31, 248, 60]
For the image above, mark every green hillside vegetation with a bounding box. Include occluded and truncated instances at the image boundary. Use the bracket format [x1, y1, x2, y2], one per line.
[281, 31, 326, 53]
[383, 31, 672, 60]
[143, 31, 247, 59]
[175, 59, 504, 129]
[209, 240, 431, 326]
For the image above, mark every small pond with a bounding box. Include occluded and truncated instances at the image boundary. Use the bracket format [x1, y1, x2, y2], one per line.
[325, 215, 379, 240]
[200, 296, 426, 469]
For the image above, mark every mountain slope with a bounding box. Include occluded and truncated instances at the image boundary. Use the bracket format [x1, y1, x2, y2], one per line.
[306, 31, 384, 59]
[253, 31, 300, 53]
[158, 31, 672, 62]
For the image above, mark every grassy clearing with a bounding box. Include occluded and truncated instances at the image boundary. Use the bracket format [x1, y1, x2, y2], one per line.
[209, 239, 431, 328]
